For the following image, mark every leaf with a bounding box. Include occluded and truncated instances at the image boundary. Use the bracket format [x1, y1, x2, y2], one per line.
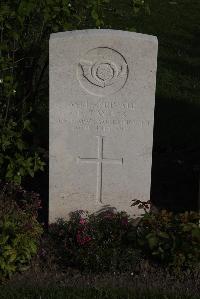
[6, 168, 14, 179]
[138, 204, 144, 209]
[12, 31, 20, 41]
[52, 25, 59, 32]
[131, 199, 140, 206]
[158, 232, 169, 239]
[16, 140, 25, 151]
[13, 174, 21, 184]
[28, 169, 34, 177]
[158, 246, 164, 253]
[18, 265, 30, 272]
[191, 228, 200, 240]
[18, 1, 35, 16]
[9, 251, 17, 263]
[5, 22, 12, 30]
[152, 250, 160, 256]
[0, 235, 9, 245]
[146, 233, 158, 249]
[29, 242, 37, 254]
[23, 120, 32, 132]
[19, 167, 25, 176]
[128, 27, 136, 32]
[91, 9, 99, 21]
[182, 224, 193, 232]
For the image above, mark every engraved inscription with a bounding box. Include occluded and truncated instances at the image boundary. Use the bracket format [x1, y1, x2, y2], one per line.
[73, 119, 151, 132]
[77, 136, 123, 204]
[77, 47, 128, 97]
[54, 100, 151, 131]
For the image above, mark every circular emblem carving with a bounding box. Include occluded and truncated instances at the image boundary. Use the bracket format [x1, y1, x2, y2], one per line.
[77, 47, 128, 97]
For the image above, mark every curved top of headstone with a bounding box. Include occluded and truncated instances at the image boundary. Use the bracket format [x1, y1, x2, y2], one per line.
[50, 29, 158, 43]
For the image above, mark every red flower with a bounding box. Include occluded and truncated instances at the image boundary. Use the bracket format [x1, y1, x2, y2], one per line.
[76, 230, 92, 245]
[79, 217, 86, 225]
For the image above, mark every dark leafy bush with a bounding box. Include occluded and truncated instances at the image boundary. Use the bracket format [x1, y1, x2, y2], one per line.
[47, 203, 200, 274]
[0, 120, 45, 184]
[134, 201, 200, 272]
[0, 181, 43, 280]
[48, 210, 142, 273]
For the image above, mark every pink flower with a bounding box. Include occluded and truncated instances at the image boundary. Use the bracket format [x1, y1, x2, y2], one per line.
[76, 230, 92, 245]
[83, 235, 92, 243]
[79, 217, 86, 225]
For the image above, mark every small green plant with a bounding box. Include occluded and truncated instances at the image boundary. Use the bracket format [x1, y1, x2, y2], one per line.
[132, 199, 200, 272]
[0, 181, 43, 280]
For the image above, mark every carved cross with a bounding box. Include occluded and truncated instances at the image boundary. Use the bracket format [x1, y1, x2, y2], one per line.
[77, 136, 123, 204]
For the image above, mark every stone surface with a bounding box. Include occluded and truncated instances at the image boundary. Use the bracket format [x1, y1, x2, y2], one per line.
[49, 29, 158, 222]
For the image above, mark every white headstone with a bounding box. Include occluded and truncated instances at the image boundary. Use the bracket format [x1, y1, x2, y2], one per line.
[49, 29, 158, 222]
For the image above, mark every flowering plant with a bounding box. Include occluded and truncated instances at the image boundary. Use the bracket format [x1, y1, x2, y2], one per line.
[76, 215, 92, 246]
[48, 209, 141, 273]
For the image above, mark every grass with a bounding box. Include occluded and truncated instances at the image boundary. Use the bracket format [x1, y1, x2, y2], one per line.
[3, 255, 200, 298]
[0, 287, 199, 299]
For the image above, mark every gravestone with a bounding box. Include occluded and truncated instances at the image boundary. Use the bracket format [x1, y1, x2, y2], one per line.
[49, 29, 158, 222]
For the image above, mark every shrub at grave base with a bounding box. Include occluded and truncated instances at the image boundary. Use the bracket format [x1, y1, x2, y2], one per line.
[48, 208, 200, 274]
[136, 209, 200, 272]
[0, 181, 43, 280]
[48, 210, 142, 273]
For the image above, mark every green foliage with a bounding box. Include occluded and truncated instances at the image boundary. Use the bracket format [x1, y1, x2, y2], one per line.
[133, 200, 200, 272]
[0, 181, 43, 280]
[0, 120, 45, 184]
[48, 210, 141, 273]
